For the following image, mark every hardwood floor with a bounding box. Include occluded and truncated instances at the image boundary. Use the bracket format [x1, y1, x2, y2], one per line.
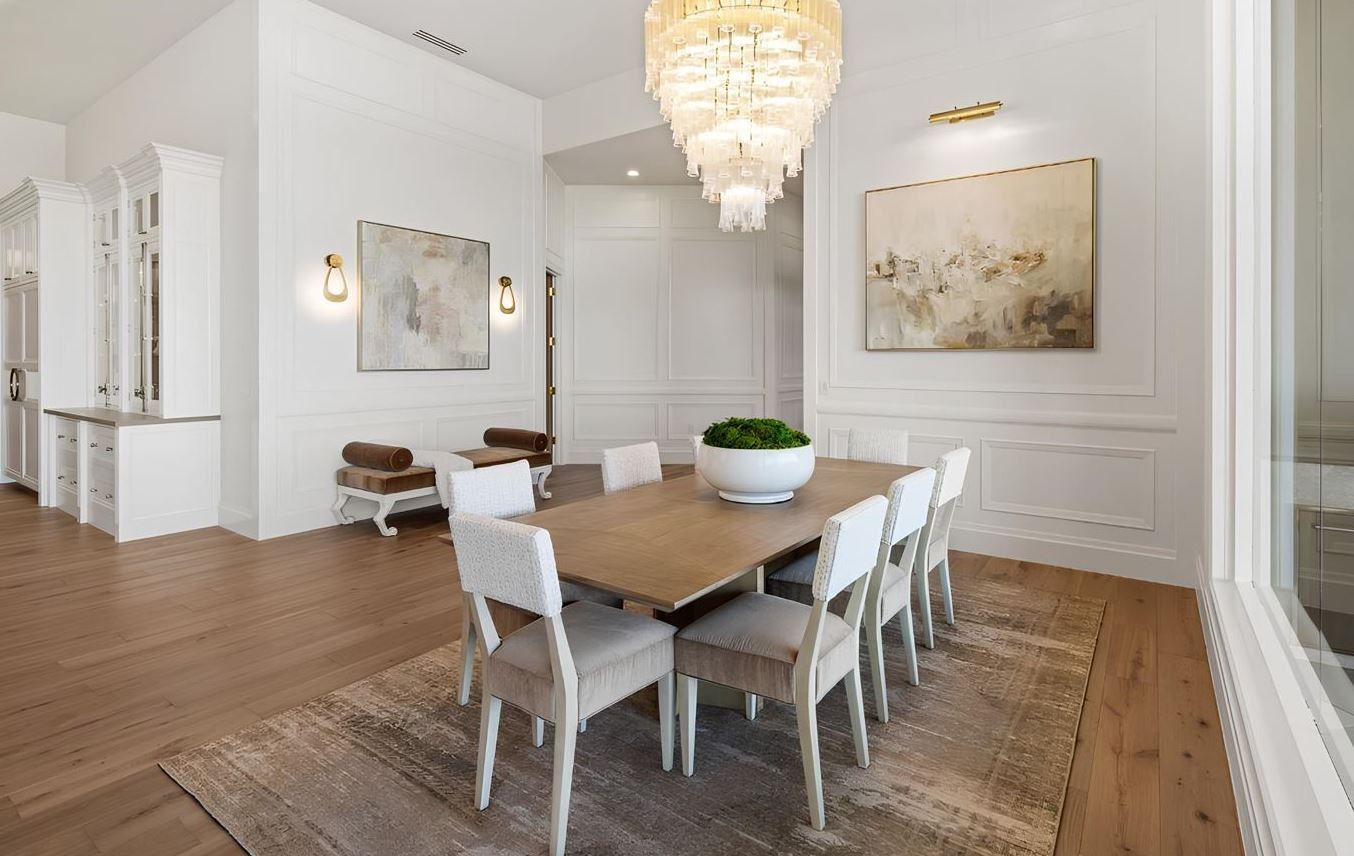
[0, 467, 1242, 855]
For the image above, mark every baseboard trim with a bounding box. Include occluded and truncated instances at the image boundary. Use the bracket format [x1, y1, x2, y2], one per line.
[949, 520, 1186, 586]
[218, 503, 260, 540]
[1195, 558, 1354, 856]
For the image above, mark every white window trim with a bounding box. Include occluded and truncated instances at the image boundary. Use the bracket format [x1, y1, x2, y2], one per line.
[1203, 0, 1354, 853]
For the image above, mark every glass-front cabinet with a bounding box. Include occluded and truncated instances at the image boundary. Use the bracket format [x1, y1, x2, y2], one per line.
[1268, 0, 1354, 800]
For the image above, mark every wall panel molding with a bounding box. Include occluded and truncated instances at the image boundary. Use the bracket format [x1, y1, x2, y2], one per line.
[980, 438, 1157, 530]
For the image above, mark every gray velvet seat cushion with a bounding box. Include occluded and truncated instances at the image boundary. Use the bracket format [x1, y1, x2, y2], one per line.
[489, 601, 675, 721]
[767, 551, 817, 586]
[560, 581, 622, 609]
[674, 592, 859, 705]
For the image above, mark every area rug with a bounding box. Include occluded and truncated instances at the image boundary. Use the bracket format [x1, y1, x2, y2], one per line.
[161, 578, 1104, 856]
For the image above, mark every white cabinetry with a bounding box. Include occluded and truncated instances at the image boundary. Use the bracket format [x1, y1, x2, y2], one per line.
[0, 178, 87, 496]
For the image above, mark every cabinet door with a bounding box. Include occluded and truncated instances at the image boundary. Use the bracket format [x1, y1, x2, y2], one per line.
[2, 402, 20, 478]
[21, 403, 38, 483]
[2, 287, 22, 365]
[1, 222, 14, 283]
[21, 285, 38, 367]
[22, 215, 37, 278]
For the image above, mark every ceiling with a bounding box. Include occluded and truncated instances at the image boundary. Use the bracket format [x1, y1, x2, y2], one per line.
[0, 0, 236, 123]
[547, 124, 804, 196]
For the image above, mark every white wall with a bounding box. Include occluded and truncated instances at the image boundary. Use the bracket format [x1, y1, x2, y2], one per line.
[542, 69, 663, 155]
[64, 0, 261, 534]
[0, 112, 65, 189]
[254, 0, 544, 538]
[558, 185, 802, 464]
[804, 0, 1208, 586]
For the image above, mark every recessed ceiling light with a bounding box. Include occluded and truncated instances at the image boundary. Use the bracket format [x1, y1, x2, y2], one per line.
[626, 169, 640, 178]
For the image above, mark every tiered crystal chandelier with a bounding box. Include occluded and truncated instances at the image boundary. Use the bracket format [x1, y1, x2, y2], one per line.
[644, 0, 843, 232]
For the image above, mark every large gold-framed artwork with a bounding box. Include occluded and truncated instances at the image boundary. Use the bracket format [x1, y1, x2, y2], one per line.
[865, 158, 1096, 350]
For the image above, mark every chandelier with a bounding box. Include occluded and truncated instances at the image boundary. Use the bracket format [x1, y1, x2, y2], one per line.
[644, 0, 843, 232]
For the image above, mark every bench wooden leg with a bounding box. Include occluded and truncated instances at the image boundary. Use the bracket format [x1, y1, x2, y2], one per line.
[373, 496, 398, 537]
[331, 492, 354, 525]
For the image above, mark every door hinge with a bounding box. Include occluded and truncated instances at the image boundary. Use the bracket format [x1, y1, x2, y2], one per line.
[547, 286, 556, 297]
[547, 385, 557, 396]
[547, 336, 557, 347]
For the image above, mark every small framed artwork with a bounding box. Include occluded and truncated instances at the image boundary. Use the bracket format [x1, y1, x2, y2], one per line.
[865, 158, 1096, 350]
[356, 220, 491, 371]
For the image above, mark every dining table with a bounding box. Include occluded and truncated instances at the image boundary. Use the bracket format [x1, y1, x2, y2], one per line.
[439, 455, 918, 710]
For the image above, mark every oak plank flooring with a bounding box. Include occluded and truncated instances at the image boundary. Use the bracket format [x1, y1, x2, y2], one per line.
[0, 468, 1241, 855]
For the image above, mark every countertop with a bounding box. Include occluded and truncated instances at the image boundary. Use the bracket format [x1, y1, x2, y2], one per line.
[43, 407, 221, 429]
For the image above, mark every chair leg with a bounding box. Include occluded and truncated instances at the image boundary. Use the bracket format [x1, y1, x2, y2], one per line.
[844, 667, 870, 769]
[658, 672, 675, 772]
[900, 604, 920, 687]
[533, 716, 545, 748]
[916, 564, 936, 650]
[549, 707, 579, 856]
[866, 614, 889, 723]
[474, 693, 502, 810]
[939, 556, 956, 625]
[373, 497, 398, 537]
[677, 673, 697, 777]
[745, 693, 758, 721]
[794, 696, 826, 830]
[458, 601, 477, 706]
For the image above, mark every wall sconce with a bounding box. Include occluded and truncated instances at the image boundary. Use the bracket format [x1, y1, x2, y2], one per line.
[498, 275, 517, 314]
[323, 253, 349, 302]
[929, 101, 1004, 125]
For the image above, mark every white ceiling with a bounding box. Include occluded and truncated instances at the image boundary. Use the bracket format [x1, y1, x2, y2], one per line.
[0, 0, 235, 123]
[546, 124, 804, 196]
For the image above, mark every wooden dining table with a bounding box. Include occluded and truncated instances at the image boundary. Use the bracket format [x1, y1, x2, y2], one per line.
[439, 456, 916, 711]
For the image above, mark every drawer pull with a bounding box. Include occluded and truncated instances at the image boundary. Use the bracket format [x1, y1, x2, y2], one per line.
[90, 442, 97, 448]
[57, 434, 66, 439]
[104, 493, 113, 501]
[105, 446, 113, 452]
[57, 475, 64, 481]
[1313, 524, 1354, 535]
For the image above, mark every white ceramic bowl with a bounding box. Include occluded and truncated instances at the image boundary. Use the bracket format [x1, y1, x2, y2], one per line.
[695, 443, 816, 504]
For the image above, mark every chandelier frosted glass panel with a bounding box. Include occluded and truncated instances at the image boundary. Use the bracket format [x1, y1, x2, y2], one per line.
[645, 0, 843, 232]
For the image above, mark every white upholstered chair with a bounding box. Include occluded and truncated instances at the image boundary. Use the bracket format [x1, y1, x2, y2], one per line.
[862, 468, 936, 720]
[674, 495, 888, 830]
[451, 512, 677, 856]
[450, 461, 621, 730]
[846, 427, 910, 465]
[600, 441, 663, 495]
[914, 447, 972, 650]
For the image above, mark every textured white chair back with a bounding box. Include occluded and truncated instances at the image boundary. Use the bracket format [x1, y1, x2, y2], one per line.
[448, 460, 535, 519]
[847, 428, 910, 466]
[931, 447, 971, 509]
[811, 495, 889, 602]
[691, 434, 703, 464]
[601, 441, 663, 495]
[883, 467, 936, 547]
[449, 513, 563, 618]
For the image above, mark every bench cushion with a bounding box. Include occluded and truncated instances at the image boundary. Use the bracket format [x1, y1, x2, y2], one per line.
[337, 466, 436, 494]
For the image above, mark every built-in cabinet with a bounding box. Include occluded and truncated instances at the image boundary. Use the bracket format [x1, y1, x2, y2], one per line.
[1, 178, 87, 497]
[1, 144, 222, 541]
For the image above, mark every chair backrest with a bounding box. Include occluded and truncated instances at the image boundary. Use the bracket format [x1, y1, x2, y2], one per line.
[691, 434, 703, 462]
[811, 495, 889, 603]
[601, 441, 663, 495]
[883, 467, 936, 547]
[447, 460, 535, 519]
[449, 512, 563, 618]
[847, 428, 910, 466]
[931, 447, 971, 510]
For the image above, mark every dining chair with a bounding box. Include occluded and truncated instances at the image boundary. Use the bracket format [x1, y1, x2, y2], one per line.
[674, 495, 888, 830]
[914, 447, 972, 650]
[846, 427, 910, 465]
[600, 441, 662, 495]
[449, 461, 621, 742]
[862, 467, 936, 721]
[451, 512, 677, 856]
[766, 426, 909, 598]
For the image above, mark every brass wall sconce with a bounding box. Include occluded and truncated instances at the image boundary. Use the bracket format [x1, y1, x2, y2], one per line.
[323, 253, 349, 302]
[498, 275, 517, 314]
[929, 101, 1004, 125]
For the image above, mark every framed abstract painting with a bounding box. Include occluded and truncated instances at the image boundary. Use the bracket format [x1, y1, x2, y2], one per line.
[356, 221, 491, 371]
[865, 158, 1095, 350]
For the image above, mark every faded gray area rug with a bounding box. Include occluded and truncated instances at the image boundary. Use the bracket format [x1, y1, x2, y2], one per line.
[162, 578, 1104, 856]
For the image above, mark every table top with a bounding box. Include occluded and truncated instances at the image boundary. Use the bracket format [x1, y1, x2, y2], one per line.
[439, 457, 916, 612]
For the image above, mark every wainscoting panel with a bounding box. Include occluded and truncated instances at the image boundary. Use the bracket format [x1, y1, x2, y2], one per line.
[573, 237, 662, 382]
[980, 438, 1156, 530]
[667, 401, 761, 443]
[669, 238, 760, 383]
[573, 401, 662, 443]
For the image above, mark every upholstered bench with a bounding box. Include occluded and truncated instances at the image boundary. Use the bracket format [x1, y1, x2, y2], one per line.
[332, 429, 553, 536]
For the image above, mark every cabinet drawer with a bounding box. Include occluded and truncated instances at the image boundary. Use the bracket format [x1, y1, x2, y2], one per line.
[55, 459, 78, 491]
[52, 418, 78, 445]
[88, 426, 116, 464]
[89, 458, 115, 507]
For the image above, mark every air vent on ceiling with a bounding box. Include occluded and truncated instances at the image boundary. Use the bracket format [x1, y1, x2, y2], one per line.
[413, 30, 467, 57]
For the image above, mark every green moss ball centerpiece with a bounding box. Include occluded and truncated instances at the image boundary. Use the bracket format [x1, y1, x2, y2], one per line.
[696, 418, 815, 504]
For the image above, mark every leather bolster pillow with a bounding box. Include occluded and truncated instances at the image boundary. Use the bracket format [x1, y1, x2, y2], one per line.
[483, 427, 548, 453]
[342, 442, 414, 472]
